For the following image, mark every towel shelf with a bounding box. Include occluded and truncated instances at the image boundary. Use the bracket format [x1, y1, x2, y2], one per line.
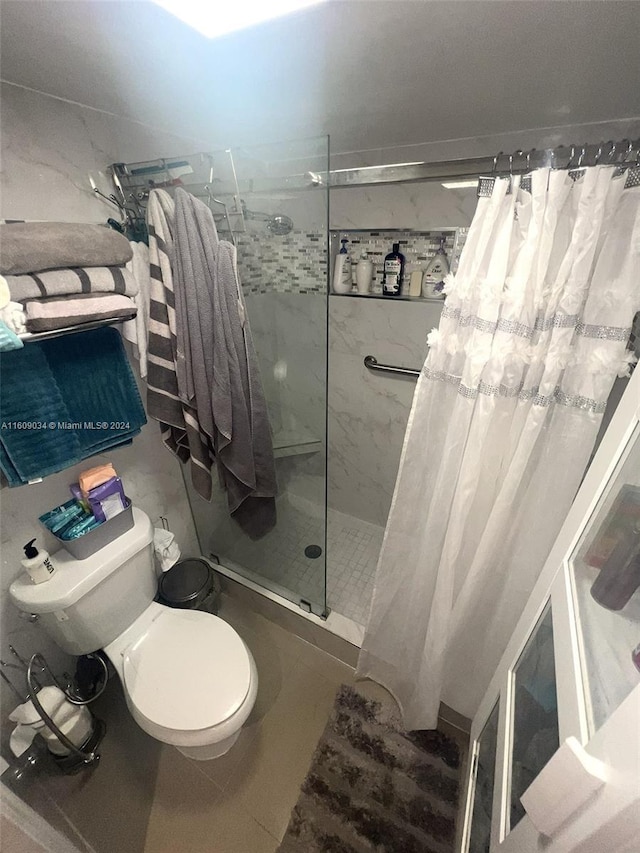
[364, 354, 421, 379]
[18, 313, 136, 344]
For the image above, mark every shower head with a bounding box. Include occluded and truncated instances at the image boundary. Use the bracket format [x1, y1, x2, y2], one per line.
[243, 201, 294, 235]
[266, 214, 294, 236]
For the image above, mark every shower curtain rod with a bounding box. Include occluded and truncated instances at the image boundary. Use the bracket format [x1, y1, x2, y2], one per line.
[110, 138, 639, 199]
[327, 138, 640, 189]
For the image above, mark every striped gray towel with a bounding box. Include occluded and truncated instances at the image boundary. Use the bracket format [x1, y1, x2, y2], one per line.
[23, 293, 137, 333]
[146, 189, 215, 499]
[6, 266, 138, 302]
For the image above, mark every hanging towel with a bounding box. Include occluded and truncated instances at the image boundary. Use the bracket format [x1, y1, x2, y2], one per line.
[22, 293, 136, 333]
[0, 327, 146, 486]
[0, 222, 132, 275]
[122, 241, 151, 377]
[173, 188, 277, 538]
[145, 189, 215, 498]
[5, 266, 138, 302]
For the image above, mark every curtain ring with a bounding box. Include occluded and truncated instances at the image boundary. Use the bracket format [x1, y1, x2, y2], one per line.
[617, 139, 630, 163]
[515, 149, 524, 173]
[568, 145, 576, 168]
[594, 142, 603, 165]
[577, 146, 586, 168]
[607, 141, 616, 163]
[623, 139, 634, 162]
[492, 152, 502, 175]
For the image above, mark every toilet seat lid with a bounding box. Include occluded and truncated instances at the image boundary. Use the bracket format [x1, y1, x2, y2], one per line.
[122, 609, 252, 732]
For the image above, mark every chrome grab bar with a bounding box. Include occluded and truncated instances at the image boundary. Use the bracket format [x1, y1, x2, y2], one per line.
[364, 355, 421, 379]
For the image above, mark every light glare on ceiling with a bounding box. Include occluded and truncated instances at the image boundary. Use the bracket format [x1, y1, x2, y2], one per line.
[151, 0, 326, 38]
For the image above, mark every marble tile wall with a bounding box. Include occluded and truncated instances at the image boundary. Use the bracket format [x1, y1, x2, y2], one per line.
[328, 296, 444, 527]
[0, 81, 201, 851]
[245, 292, 327, 506]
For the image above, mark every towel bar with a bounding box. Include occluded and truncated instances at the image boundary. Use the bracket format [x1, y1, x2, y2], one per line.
[364, 355, 421, 378]
[19, 313, 136, 344]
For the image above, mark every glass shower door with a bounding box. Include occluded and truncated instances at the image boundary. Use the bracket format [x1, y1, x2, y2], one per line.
[182, 135, 329, 616]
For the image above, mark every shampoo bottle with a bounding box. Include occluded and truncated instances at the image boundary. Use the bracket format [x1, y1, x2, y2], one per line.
[21, 539, 55, 584]
[382, 243, 405, 296]
[332, 238, 353, 294]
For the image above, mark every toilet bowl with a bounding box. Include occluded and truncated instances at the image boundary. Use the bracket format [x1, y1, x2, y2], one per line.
[104, 601, 258, 759]
[9, 507, 257, 760]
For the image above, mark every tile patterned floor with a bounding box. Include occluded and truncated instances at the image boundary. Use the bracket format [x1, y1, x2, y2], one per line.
[213, 493, 384, 627]
[144, 593, 356, 853]
[326, 509, 384, 627]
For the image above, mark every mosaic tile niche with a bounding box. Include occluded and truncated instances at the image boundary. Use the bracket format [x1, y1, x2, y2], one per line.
[234, 227, 469, 296]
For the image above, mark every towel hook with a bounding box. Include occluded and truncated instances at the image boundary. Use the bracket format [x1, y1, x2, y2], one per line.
[91, 185, 136, 227]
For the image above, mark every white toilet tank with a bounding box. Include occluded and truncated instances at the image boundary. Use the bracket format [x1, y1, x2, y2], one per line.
[9, 508, 156, 656]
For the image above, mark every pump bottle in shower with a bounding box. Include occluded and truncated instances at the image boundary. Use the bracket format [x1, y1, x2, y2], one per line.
[332, 238, 353, 294]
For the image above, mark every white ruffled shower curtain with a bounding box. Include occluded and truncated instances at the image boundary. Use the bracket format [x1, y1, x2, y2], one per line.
[357, 164, 640, 729]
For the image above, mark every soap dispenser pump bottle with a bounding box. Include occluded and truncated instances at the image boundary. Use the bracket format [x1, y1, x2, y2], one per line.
[422, 236, 450, 298]
[21, 539, 55, 584]
[382, 242, 405, 296]
[332, 238, 353, 294]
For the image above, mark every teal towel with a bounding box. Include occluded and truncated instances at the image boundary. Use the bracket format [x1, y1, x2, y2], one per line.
[0, 327, 146, 485]
[0, 319, 23, 351]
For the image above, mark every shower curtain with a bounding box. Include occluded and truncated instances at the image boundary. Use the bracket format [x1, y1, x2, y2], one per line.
[357, 164, 640, 729]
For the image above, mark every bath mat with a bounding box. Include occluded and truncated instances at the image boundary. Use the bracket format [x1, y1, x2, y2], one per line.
[278, 683, 464, 853]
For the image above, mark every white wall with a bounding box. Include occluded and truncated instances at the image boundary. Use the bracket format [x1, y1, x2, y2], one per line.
[0, 82, 200, 753]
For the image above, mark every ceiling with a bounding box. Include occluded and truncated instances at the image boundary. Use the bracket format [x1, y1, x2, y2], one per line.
[1, 0, 639, 156]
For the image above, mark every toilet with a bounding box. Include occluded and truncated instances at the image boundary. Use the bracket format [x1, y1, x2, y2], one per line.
[9, 508, 257, 760]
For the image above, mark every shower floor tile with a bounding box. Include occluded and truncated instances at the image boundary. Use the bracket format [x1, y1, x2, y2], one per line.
[211, 493, 384, 629]
[326, 508, 384, 627]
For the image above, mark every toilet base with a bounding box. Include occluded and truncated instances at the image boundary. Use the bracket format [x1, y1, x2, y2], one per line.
[176, 730, 240, 760]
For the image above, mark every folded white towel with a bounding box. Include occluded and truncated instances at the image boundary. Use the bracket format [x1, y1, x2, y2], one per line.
[0, 300, 26, 334]
[123, 241, 150, 378]
[0, 274, 9, 310]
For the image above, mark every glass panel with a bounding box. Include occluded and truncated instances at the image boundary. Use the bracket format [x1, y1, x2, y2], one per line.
[508, 604, 559, 831]
[183, 135, 329, 616]
[468, 700, 500, 853]
[570, 423, 640, 734]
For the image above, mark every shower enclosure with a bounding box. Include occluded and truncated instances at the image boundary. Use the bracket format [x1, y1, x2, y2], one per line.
[112, 134, 480, 635]
[179, 136, 331, 618]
